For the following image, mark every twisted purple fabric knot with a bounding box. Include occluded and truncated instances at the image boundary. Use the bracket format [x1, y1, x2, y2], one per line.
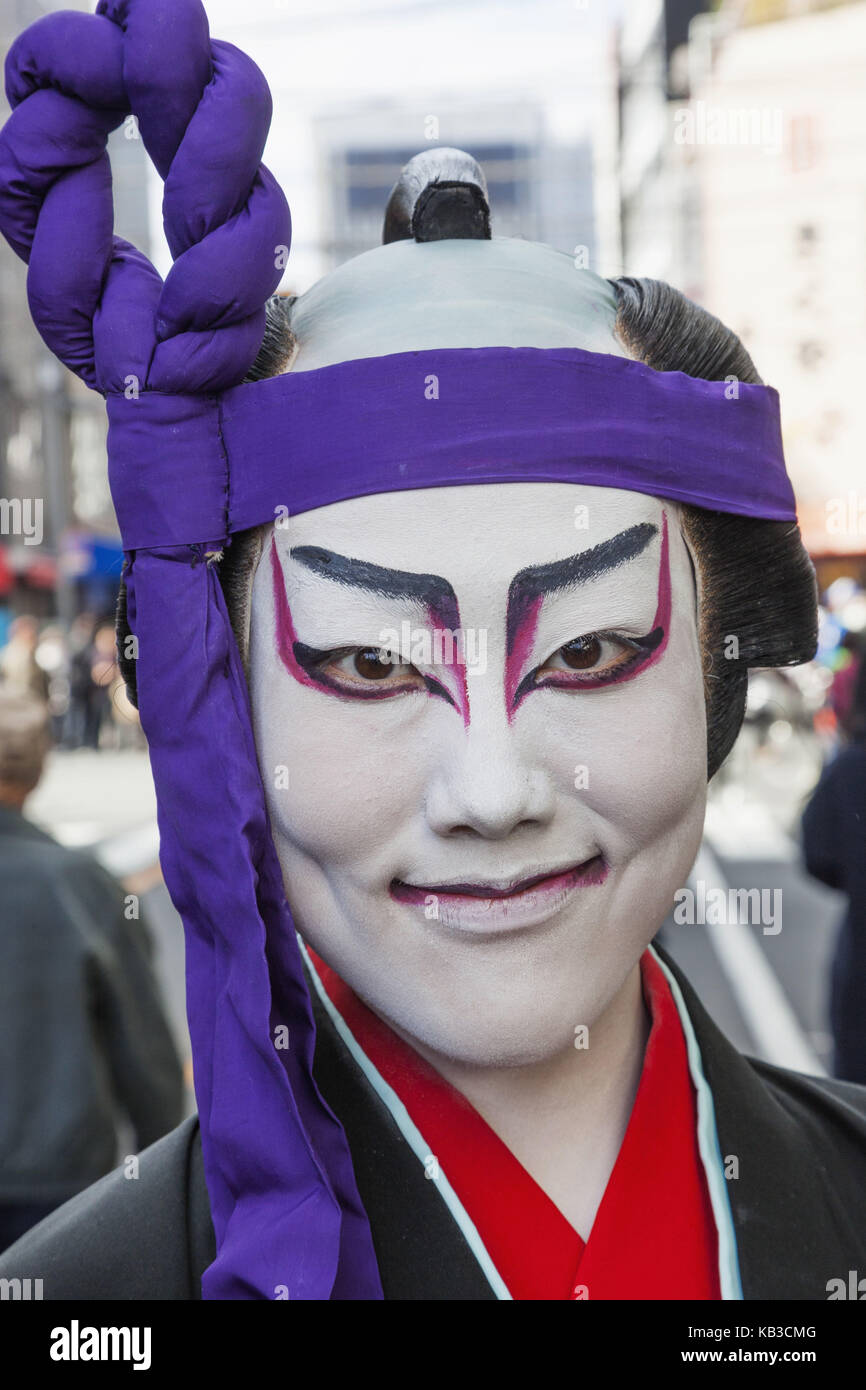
[1, 0, 290, 395]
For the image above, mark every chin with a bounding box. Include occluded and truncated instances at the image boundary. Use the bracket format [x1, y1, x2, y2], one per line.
[354, 941, 634, 1071]
[405, 1010, 583, 1071]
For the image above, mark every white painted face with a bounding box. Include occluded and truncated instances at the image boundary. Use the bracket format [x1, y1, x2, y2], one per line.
[248, 482, 708, 1067]
[247, 235, 707, 1065]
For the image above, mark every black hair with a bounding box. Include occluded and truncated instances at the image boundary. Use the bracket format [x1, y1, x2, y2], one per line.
[116, 154, 817, 780]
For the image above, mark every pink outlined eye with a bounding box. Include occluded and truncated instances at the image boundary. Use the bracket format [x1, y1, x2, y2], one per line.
[308, 646, 425, 693]
[270, 537, 469, 717]
[506, 511, 671, 713]
[291, 638, 450, 704]
[538, 633, 645, 680]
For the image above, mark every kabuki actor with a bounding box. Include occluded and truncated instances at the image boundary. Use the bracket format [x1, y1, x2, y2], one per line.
[1, 0, 865, 1303]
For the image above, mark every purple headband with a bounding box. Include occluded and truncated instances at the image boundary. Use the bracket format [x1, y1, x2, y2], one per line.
[108, 343, 795, 550]
[0, 0, 797, 1303]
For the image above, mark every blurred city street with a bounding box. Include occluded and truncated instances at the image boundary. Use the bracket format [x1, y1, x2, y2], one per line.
[26, 748, 190, 1085]
[664, 714, 844, 1074]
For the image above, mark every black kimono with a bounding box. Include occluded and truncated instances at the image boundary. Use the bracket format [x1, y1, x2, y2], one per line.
[2, 947, 866, 1301]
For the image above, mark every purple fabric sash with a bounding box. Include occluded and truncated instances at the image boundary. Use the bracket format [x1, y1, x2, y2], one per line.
[222, 345, 793, 525]
[0, 0, 798, 1304]
[0, 0, 382, 1301]
[107, 345, 794, 550]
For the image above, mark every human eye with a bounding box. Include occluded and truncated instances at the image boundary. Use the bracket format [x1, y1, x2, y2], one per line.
[292, 642, 426, 698]
[531, 626, 665, 691]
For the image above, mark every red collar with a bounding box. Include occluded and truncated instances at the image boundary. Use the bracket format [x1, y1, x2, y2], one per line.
[307, 946, 720, 1300]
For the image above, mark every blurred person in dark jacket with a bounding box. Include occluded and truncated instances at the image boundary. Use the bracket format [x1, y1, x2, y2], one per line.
[802, 655, 866, 1083]
[829, 631, 862, 735]
[0, 689, 185, 1250]
[66, 614, 108, 750]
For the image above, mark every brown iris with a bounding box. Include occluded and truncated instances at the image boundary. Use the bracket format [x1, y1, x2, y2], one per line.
[354, 648, 396, 680]
[559, 635, 603, 670]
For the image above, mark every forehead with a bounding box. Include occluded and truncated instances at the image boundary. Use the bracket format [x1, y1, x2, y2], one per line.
[274, 484, 667, 591]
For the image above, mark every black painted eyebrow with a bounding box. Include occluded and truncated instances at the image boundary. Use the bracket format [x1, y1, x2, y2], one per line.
[289, 545, 459, 627]
[506, 522, 658, 650]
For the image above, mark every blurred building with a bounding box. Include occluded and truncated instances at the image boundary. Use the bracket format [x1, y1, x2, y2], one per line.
[170, 0, 623, 290]
[0, 0, 149, 624]
[687, 0, 866, 575]
[617, 0, 711, 295]
[617, 0, 866, 583]
[318, 108, 594, 271]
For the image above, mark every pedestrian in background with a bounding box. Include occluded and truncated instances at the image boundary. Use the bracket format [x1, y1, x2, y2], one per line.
[829, 631, 862, 735]
[802, 656, 866, 1083]
[65, 612, 96, 748]
[0, 614, 49, 703]
[0, 689, 185, 1251]
[34, 622, 71, 745]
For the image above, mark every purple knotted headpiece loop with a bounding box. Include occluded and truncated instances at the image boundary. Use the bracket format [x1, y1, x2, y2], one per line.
[0, 0, 382, 1301]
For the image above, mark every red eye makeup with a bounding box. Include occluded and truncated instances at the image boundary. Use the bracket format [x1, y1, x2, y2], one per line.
[270, 511, 670, 722]
[505, 513, 671, 716]
[270, 539, 467, 714]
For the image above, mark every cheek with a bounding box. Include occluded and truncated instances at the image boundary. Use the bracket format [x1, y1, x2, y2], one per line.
[591, 537, 706, 846]
[532, 595, 707, 853]
[590, 617, 707, 853]
[251, 635, 430, 872]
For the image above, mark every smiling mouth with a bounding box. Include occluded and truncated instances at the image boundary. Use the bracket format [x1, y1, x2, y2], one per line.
[389, 855, 608, 935]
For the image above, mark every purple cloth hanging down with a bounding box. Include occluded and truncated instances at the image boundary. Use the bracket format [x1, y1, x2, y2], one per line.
[0, 0, 800, 1304]
[0, 0, 382, 1301]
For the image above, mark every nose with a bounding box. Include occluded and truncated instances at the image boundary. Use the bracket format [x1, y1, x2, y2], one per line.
[424, 712, 557, 841]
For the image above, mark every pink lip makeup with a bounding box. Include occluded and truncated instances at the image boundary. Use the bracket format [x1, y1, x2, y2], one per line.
[390, 855, 608, 935]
